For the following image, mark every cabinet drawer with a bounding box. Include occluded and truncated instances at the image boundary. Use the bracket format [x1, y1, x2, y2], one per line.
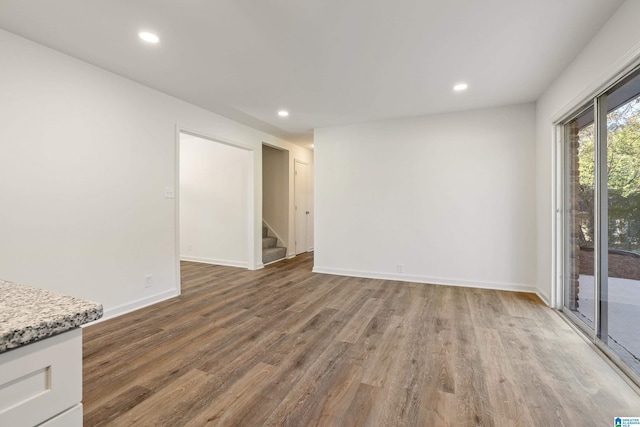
[0, 328, 82, 427]
[39, 403, 82, 427]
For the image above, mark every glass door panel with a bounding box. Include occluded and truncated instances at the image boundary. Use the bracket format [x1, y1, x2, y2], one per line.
[564, 105, 596, 331]
[603, 69, 640, 376]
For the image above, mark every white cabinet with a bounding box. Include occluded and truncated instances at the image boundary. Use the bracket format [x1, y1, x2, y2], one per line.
[39, 404, 83, 426]
[0, 328, 83, 427]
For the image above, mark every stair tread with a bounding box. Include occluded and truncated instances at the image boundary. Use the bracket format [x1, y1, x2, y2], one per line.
[262, 247, 286, 254]
[262, 246, 286, 264]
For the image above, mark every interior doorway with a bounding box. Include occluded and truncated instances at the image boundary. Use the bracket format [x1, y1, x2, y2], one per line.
[262, 144, 289, 263]
[294, 159, 310, 255]
[178, 131, 254, 269]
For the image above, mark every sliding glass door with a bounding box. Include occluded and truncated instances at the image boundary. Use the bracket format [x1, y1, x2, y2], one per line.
[603, 71, 640, 375]
[563, 66, 640, 382]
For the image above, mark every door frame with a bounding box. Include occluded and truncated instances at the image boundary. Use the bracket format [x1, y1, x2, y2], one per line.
[262, 143, 290, 253]
[174, 126, 258, 293]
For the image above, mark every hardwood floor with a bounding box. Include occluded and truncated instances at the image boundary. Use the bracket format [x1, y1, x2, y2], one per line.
[83, 254, 640, 426]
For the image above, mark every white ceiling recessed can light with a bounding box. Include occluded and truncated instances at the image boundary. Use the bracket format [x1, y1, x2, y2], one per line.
[278, 110, 289, 117]
[139, 31, 160, 44]
[453, 83, 468, 92]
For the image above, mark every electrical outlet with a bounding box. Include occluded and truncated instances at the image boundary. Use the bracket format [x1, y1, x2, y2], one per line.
[144, 274, 153, 288]
[187, 244, 193, 252]
[164, 186, 175, 199]
[397, 264, 404, 273]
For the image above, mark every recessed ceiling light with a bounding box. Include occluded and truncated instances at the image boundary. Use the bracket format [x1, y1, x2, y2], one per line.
[453, 83, 468, 92]
[278, 110, 289, 117]
[139, 31, 160, 44]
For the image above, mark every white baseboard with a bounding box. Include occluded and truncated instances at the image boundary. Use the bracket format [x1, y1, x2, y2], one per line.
[87, 288, 180, 324]
[263, 257, 288, 267]
[535, 290, 551, 306]
[312, 266, 538, 295]
[180, 255, 247, 268]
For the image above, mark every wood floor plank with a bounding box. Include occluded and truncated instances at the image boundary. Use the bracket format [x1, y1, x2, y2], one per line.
[360, 314, 405, 388]
[312, 362, 364, 426]
[452, 291, 495, 427]
[261, 341, 352, 426]
[84, 322, 229, 411]
[335, 297, 384, 344]
[107, 368, 212, 426]
[82, 253, 640, 426]
[418, 390, 457, 427]
[83, 385, 153, 427]
[184, 362, 277, 426]
[475, 326, 535, 426]
[341, 382, 386, 427]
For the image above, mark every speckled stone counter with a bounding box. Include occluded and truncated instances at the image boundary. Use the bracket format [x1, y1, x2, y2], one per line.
[0, 280, 103, 352]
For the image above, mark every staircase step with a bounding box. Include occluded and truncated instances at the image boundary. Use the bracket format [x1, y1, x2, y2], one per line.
[262, 247, 286, 264]
[262, 226, 268, 238]
[262, 236, 277, 249]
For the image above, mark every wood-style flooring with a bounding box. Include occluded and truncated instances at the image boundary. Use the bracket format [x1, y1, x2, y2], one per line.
[83, 253, 640, 426]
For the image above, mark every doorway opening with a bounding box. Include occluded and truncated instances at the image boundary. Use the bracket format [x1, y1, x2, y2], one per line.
[262, 144, 289, 264]
[177, 131, 255, 274]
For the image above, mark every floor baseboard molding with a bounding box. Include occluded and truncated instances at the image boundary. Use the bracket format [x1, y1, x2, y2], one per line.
[312, 266, 538, 295]
[263, 257, 287, 267]
[536, 290, 551, 306]
[180, 256, 247, 268]
[87, 289, 180, 324]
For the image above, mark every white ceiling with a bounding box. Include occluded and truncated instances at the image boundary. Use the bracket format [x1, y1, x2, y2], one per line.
[0, 0, 625, 148]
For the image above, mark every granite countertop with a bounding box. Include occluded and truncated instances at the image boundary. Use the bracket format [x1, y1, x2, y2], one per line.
[0, 280, 103, 353]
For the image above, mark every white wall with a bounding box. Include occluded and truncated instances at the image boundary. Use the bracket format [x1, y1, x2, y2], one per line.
[536, 0, 640, 305]
[314, 103, 537, 294]
[0, 29, 313, 319]
[180, 133, 250, 267]
[262, 145, 289, 250]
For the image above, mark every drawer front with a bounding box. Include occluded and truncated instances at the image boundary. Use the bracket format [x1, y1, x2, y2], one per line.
[39, 403, 83, 427]
[0, 329, 82, 427]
